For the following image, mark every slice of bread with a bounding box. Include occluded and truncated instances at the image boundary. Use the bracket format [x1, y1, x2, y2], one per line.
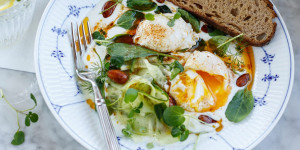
[168, 0, 277, 46]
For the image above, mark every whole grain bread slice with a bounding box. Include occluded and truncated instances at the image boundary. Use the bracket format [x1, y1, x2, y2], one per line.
[168, 0, 277, 46]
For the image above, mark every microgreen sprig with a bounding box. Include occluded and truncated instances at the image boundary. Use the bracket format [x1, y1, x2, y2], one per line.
[0, 89, 39, 145]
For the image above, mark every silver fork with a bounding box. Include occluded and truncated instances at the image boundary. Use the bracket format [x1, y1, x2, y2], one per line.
[71, 21, 120, 150]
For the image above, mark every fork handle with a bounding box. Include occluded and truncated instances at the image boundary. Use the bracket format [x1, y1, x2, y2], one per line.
[93, 84, 121, 150]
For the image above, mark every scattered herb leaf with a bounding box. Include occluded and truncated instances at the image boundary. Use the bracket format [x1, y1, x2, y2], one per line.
[146, 142, 154, 149]
[11, 131, 25, 145]
[177, 9, 200, 32]
[154, 103, 167, 120]
[167, 12, 181, 27]
[92, 31, 105, 40]
[110, 56, 124, 69]
[0, 90, 39, 146]
[209, 29, 227, 36]
[180, 130, 189, 141]
[107, 43, 176, 61]
[145, 13, 155, 21]
[116, 10, 144, 29]
[127, 0, 157, 11]
[170, 61, 184, 79]
[124, 88, 139, 103]
[171, 126, 181, 137]
[163, 106, 185, 127]
[225, 89, 254, 123]
[29, 113, 39, 123]
[155, 5, 172, 14]
[25, 116, 30, 127]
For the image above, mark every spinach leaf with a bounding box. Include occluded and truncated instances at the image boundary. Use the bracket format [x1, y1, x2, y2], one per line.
[209, 29, 227, 36]
[208, 36, 230, 57]
[92, 31, 105, 40]
[163, 106, 185, 127]
[178, 9, 200, 33]
[127, 0, 157, 11]
[107, 43, 176, 61]
[225, 89, 254, 123]
[116, 10, 144, 29]
[155, 5, 172, 14]
[110, 56, 124, 69]
[124, 88, 139, 103]
[154, 103, 167, 120]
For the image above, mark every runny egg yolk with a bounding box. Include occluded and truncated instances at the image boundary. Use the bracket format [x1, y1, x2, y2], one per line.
[172, 72, 212, 112]
[196, 71, 231, 112]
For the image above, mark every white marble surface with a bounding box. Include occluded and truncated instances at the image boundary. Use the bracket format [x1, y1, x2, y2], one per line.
[0, 0, 299, 149]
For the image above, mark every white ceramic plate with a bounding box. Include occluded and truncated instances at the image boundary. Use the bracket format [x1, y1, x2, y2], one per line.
[34, 0, 294, 149]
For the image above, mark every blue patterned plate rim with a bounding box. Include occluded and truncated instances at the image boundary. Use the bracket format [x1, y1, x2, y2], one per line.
[34, 0, 295, 149]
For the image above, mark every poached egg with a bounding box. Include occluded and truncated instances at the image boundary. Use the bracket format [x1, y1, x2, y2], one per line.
[134, 14, 200, 53]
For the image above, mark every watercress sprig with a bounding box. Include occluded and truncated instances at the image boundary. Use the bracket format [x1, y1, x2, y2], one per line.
[0, 89, 39, 145]
[167, 12, 181, 27]
[162, 106, 190, 141]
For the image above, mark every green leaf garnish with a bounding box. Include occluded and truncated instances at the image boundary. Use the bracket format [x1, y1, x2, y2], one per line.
[163, 106, 185, 127]
[124, 88, 139, 103]
[208, 36, 230, 57]
[92, 31, 105, 40]
[146, 142, 154, 149]
[155, 5, 172, 14]
[225, 89, 254, 123]
[25, 115, 30, 127]
[154, 103, 167, 120]
[107, 43, 177, 61]
[145, 13, 155, 21]
[122, 125, 132, 137]
[177, 9, 200, 32]
[127, 0, 157, 11]
[30, 113, 39, 123]
[180, 130, 189, 141]
[11, 131, 25, 145]
[209, 29, 227, 36]
[30, 93, 37, 105]
[171, 126, 181, 137]
[167, 12, 181, 27]
[208, 34, 244, 57]
[171, 68, 181, 80]
[170, 61, 184, 79]
[0, 89, 39, 146]
[116, 10, 144, 29]
[110, 56, 124, 69]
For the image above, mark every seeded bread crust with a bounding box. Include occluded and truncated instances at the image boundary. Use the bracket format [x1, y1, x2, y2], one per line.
[168, 0, 277, 46]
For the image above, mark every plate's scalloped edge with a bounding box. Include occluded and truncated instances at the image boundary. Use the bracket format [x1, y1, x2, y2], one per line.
[34, 1, 295, 150]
